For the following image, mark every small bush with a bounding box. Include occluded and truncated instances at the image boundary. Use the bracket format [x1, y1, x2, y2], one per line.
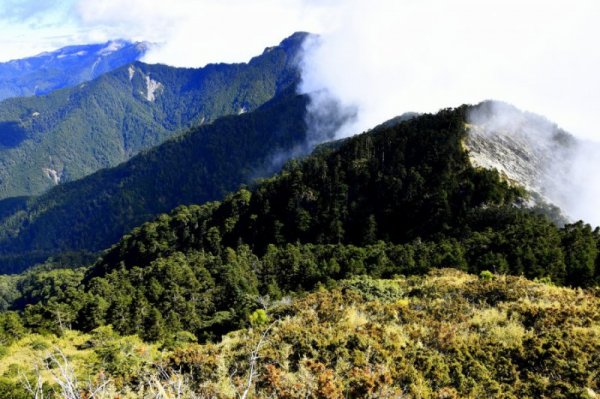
[249, 309, 270, 327]
[479, 270, 494, 281]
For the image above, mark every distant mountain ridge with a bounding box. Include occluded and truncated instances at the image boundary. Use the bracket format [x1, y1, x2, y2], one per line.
[0, 97, 590, 274]
[0, 32, 308, 199]
[0, 88, 310, 273]
[0, 40, 149, 101]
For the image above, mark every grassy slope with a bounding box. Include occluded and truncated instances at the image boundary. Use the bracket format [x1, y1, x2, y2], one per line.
[1, 270, 598, 398]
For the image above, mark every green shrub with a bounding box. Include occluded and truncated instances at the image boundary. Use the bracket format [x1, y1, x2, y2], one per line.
[249, 309, 270, 327]
[479, 270, 494, 281]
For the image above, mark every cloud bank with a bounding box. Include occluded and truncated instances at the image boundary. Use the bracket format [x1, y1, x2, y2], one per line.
[4, 0, 599, 142]
[299, 0, 600, 141]
[0, 0, 330, 64]
[73, 0, 331, 67]
[0, 0, 79, 60]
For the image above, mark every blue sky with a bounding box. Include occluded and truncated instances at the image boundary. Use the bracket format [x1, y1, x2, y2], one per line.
[0, 0, 330, 64]
[0, 0, 79, 60]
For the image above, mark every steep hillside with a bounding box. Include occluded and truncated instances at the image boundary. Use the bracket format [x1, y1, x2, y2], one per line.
[91, 105, 521, 275]
[0, 89, 310, 273]
[0, 40, 148, 101]
[37, 104, 592, 340]
[3, 105, 573, 337]
[2, 102, 598, 281]
[465, 101, 579, 221]
[0, 32, 307, 198]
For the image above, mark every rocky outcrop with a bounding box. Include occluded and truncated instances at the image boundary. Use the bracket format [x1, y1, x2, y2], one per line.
[465, 101, 578, 221]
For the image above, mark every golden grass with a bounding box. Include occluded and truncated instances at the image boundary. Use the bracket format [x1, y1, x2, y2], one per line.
[0, 330, 95, 383]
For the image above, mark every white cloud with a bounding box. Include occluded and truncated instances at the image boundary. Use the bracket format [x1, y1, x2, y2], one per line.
[296, 0, 600, 225]
[6, 0, 599, 142]
[300, 0, 600, 142]
[73, 0, 331, 67]
[0, 0, 79, 61]
[0, 0, 331, 64]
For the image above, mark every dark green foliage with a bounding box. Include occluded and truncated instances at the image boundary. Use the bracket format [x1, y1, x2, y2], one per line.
[0, 89, 309, 273]
[0, 379, 31, 399]
[18, 268, 86, 334]
[561, 221, 599, 286]
[0, 311, 26, 345]
[93, 105, 520, 274]
[0, 33, 307, 199]
[51, 104, 595, 340]
[11, 241, 471, 339]
[461, 207, 567, 282]
[596, 229, 600, 281]
[0, 274, 19, 311]
[4, 105, 600, 344]
[85, 246, 261, 341]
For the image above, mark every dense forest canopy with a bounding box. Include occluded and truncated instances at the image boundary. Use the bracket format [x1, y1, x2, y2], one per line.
[0, 88, 309, 274]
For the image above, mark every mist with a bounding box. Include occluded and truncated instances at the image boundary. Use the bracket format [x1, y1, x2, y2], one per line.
[297, 0, 600, 226]
[299, 0, 600, 141]
[564, 140, 600, 226]
[72, 0, 332, 67]
[466, 101, 600, 226]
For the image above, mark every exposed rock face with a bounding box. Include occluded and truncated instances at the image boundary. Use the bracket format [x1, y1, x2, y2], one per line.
[42, 167, 61, 184]
[465, 101, 578, 220]
[144, 75, 162, 102]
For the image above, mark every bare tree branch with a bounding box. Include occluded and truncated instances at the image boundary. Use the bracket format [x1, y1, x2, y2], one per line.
[239, 320, 277, 399]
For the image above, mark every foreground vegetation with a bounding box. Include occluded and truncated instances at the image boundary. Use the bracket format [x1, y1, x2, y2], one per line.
[0, 270, 598, 398]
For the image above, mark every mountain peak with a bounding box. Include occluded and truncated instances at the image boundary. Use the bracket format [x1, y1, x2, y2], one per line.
[0, 40, 148, 101]
[262, 32, 311, 55]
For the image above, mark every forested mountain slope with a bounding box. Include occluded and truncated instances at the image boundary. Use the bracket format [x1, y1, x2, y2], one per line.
[0, 32, 307, 198]
[5, 104, 597, 343]
[0, 105, 598, 398]
[0, 89, 310, 273]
